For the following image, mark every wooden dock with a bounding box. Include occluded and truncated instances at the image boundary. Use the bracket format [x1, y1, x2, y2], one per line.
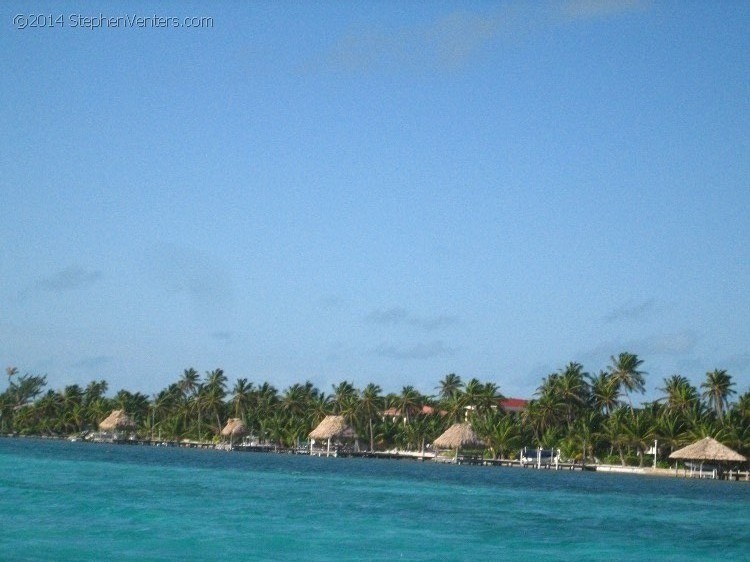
[72, 439, 748, 479]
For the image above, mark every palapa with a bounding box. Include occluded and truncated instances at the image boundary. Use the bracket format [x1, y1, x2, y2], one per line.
[221, 418, 248, 437]
[433, 422, 483, 450]
[99, 409, 136, 432]
[309, 415, 356, 457]
[669, 437, 746, 463]
[309, 415, 354, 440]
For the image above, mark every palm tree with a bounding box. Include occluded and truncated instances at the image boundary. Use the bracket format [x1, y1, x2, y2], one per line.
[113, 390, 149, 432]
[205, 369, 228, 395]
[230, 378, 253, 421]
[533, 369, 580, 429]
[191, 384, 218, 439]
[201, 369, 228, 435]
[403, 413, 433, 453]
[588, 371, 619, 415]
[5, 373, 48, 416]
[178, 368, 200, 399]
[5, 366, 18, 389]
[555, 363, 590, 423]
[309, 392, 331, 427]
[442, 393, 466, 424]
[33, 390, 61, 434]
[685, 416, 727, 443]
[151, 386, 179, 440]
[655, 410, 688, 455]
[83, 380, 108, 405]
[254, 381, 279, 435]
[463, 378, 484, 413]
[173, 389, 193, 437]
[608, 352, 646, 417]
[358, 383, 383, 452]
[538, 426, 563, 450]
[281, 382, 321, 435]
[86, 396, 111, 431]
[601, 407, 629, 466]
[735, 391, 750, 419]
[659, 375, 698, 414]
[701, 369, 736, 418]
[397, 386, 422, 425]
[437, 373, 463, 401]
[264, 410, 286, 446]
[331, 381, 357, 415]
[478, 412, 523, 460]
[723, 410, 750, 457]
[111, 388, 130, 411]
[682, 400, 711, 432]
[60, 385, 84, 433]
[283, 413, 310, 449]
[476, 381, 504, 417]
[622, 409, 654, 467]
[523, 394, 564, 445]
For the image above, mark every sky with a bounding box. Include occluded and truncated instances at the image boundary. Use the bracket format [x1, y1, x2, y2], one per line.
[1, 1, 749, 403]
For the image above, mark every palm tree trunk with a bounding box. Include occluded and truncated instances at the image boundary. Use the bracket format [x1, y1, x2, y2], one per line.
[627, 393, 635, 420]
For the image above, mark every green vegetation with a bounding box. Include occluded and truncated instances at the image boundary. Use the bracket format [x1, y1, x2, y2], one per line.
[2, 355, 749, 466]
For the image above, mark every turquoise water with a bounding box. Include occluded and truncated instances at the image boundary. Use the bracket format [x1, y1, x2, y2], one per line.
[1, 439, 749, 561]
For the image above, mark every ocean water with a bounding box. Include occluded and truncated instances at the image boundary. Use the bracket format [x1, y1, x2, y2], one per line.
[1, 439, 749, 561]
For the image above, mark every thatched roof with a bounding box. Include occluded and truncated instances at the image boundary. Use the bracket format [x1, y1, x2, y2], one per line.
[434, 422, 483, 449]
[221, 418, 248, 437]
[669, 437, 747, 463]
[309, 415, 356, 440]
[99, 409, 136, 431]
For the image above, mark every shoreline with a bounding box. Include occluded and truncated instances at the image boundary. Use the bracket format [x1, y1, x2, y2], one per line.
[5, 434, 749, 482]
[587, 464, 750, 481]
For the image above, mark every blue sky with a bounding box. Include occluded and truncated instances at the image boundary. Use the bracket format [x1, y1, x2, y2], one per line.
[2, 1, 749, 402]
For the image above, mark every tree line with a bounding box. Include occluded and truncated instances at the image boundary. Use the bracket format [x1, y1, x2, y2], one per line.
[1, 352, 748, 466]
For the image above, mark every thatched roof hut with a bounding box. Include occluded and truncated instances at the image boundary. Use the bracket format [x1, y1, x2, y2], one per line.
[221, 418, 248, 438]
[309, 415, 356, 456]
[309, 415, 355, 441]
[434, 422, 483, 450]
[99, 410, 136, 432]
[221, 418, 247, 448]
[669, 437, 746, 463]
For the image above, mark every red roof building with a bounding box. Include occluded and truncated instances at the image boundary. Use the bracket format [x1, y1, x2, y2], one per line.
[382, 404, 443, 421]
[499, 398, 528, 413]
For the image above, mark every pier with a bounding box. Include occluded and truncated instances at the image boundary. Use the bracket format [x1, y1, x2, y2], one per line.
[59, 436, 750, 479]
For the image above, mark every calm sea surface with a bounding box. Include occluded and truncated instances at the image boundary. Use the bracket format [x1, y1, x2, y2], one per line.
[1, 438, 749, 561]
